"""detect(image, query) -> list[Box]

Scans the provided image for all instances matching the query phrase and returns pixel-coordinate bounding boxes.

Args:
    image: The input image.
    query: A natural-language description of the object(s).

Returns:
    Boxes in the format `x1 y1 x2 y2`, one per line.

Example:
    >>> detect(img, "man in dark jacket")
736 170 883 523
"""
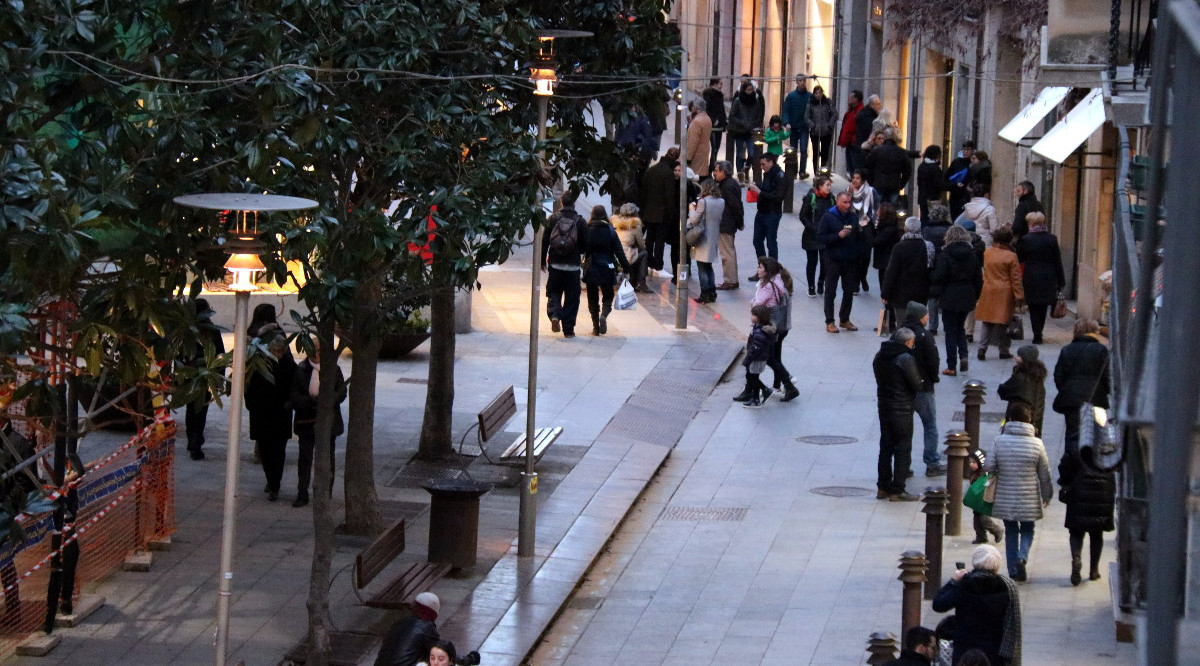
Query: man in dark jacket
747 152 789 265
639 149 679 273
873 328 927 501
1011 180 1044 240
817 191 866 332
1053 318 1110 456
864 136 913 204
902 302 944 477
702 79 726 172
289 344 347 507
374 593 441 666
543 190 590 338
921 203 953 334
182 298 226 460
855 94 882 147
882 218 932 325
944 140 975 219
782 74 813 178
881 626 938 666
712 160 744 289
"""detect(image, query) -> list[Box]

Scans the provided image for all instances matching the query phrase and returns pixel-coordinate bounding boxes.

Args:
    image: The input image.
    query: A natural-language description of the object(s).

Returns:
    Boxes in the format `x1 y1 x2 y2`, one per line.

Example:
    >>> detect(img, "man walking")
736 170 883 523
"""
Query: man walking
543 190 589 338
837 90 864 176
873 327 927 501
1011 180 1044 240
747 152 788 265
702 79 726 172
640 148 679 274
817 191 865 333
901 302 945 477
686 99 713 180
782 74 813 179
712 161 744 289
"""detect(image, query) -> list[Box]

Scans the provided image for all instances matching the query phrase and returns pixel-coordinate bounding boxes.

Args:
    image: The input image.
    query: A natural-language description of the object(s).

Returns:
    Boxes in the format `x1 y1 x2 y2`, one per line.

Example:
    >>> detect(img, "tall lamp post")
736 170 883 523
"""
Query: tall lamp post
520 29 590 558
173 193 317 666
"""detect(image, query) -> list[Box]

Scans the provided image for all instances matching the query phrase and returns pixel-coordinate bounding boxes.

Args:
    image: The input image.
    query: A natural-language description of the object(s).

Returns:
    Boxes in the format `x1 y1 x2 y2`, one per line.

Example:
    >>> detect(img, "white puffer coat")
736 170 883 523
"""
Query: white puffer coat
984 421 1053 521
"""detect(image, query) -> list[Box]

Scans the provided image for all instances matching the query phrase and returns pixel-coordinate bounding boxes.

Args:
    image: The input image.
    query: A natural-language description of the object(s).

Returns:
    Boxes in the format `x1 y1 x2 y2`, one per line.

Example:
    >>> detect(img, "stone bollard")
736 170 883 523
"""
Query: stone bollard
922 487 949 600
962 379 987 460
783 148 798 213
943 431 971 536
866 631 900 665
898 551 928 637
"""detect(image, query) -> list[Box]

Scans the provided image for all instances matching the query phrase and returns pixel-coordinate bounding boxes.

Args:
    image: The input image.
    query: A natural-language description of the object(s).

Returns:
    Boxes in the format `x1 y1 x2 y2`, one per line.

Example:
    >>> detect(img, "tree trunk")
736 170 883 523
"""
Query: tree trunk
305 319 339 666
417 285 456 459
343 285 384 536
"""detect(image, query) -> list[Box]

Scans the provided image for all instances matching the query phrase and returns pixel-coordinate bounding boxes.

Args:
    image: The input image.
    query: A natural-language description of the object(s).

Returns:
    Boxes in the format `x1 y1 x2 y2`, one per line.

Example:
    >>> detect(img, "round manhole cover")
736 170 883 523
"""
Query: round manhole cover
810 486 874 497
796 435 858 445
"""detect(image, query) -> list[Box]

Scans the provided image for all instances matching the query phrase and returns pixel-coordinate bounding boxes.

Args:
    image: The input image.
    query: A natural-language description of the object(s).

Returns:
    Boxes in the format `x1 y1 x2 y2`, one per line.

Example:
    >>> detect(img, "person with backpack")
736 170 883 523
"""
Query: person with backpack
799 176 834 296
543 190 590 338
581 206 631 336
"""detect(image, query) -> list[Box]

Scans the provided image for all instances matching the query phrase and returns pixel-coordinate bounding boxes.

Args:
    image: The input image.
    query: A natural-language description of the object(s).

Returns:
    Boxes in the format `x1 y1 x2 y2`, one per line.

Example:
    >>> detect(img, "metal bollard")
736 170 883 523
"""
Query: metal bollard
866 631 900 665
943 431 971 536
898 551 928 637
962 379 987 459
922 487 949 600
783 148 798 213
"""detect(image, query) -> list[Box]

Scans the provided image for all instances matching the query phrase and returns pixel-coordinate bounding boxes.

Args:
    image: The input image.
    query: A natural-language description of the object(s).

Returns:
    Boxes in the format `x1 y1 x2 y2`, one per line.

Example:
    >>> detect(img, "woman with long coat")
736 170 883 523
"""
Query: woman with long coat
1014 212 1065 345
246 335 296 502
932 544 1021 666
865 204 901 332
975 227 1023 361
931 224 982 376
1057 445 1116 585
996 345 1048 435
985 403 1053 582
582 206 631 336
686 179 725 304
1052 318 1110 456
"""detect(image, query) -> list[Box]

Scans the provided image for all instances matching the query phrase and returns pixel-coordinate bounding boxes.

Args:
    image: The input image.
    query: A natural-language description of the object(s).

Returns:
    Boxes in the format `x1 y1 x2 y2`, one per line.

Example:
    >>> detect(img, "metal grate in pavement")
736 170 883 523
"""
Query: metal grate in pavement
386 463 463 487
601 403 691 447
395 377 429 384
565 596 605 610
796 435 859 445
658 506 748 522
951 410 1006 423
809 486 875 497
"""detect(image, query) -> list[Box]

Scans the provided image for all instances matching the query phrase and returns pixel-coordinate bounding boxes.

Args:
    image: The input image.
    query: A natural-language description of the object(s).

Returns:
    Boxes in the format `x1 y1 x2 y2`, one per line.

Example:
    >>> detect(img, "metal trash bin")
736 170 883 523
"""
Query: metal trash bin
422 478 492 568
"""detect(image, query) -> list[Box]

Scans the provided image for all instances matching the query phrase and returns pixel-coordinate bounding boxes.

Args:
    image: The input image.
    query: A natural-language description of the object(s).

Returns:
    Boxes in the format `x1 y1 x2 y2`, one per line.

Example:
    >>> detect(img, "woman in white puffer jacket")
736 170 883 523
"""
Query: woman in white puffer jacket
984 402 1052 583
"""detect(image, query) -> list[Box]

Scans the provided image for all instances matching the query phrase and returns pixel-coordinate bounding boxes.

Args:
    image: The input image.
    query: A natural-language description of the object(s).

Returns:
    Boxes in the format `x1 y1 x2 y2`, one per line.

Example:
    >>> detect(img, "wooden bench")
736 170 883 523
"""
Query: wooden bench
476 385 562 466
352 518 450 610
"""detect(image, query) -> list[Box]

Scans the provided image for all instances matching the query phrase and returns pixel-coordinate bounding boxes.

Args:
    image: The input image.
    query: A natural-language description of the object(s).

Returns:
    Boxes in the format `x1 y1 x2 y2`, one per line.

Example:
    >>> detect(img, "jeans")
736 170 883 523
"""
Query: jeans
805 249 825 292
1003 520 1036 575
790 128 809 172
877 409 914 495
823 258 857 324
845 145 862 175
768 329 791 387
752 211 782 260
696 261 716 291
733 134 757 173
718 233 739 285
942 309 970 368
297 432 336 497
546 267 582 333
810 134 832 174
927 297 940 333
913 391 940 466
1028 303 1050 342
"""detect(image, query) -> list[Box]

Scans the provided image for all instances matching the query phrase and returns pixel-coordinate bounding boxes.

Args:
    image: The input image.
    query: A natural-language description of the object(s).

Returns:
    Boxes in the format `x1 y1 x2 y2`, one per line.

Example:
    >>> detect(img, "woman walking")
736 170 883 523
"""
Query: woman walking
582 206 631 336
246 335 296 502
686 180 725 303
932 544 1021 666
932 224 982 376
985 403 1053 582
997 345 1048 436
1057 445 1116 585
805 85 836 175
1052 318 1110 457
750 257 799 402
975 227 1023 361
1014 212 1065 344
611 203 651 293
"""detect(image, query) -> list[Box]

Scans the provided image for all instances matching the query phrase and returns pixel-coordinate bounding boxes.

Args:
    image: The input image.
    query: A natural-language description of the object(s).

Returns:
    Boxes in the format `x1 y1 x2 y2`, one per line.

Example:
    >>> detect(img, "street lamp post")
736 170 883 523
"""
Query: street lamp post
173 193 317 666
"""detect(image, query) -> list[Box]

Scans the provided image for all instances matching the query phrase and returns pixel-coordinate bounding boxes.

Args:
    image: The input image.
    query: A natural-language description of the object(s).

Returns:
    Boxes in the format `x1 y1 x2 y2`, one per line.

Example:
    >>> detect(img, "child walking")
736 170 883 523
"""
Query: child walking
968 449 1005 544
735 304 777 408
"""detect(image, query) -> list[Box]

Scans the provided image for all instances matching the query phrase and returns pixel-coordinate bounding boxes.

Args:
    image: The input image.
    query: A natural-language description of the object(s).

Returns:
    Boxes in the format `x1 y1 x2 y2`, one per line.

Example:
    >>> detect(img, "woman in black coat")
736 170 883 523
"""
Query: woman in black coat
1057 445 1116 585
932 544 1019 666
930 224 982 376
997 345 1048 435
865 204 901 331
916 144 945 223
582 206 631 336
1014 212 1065 345
1053 318 1110 456
246 335 296 501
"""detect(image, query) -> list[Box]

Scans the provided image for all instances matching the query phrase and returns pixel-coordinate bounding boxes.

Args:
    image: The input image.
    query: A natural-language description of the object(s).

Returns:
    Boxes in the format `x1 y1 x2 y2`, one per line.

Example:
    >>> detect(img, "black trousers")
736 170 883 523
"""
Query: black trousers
586 283 615 324
810 134 832 174
1028 302 1050 341
823 258 857 324
1069 527 1105 572
805 249 825 291
646 224 669 271
185 398 210 451
546 267 582 333
297 432 336 497
258 437 288 493
877 409 914 495
769 330 792 387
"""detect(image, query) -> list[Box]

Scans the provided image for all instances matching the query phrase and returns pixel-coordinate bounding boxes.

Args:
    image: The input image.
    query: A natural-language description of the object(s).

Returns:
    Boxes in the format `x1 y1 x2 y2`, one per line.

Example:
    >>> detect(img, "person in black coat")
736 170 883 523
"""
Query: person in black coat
882 217 932 327
997 345 1048 435
748 152 789 261
1014 212 1065 344
289 344 347 507
582 206 631 336
932 544 1018 666
881 626 939 666
543 190 590 338
917 145 945 223
374 593 441 666
1053 318 1110 457
931 224 983 375
799 177 834 296
701 79 726 172
1057 445 1116 585
873 328 928 500
713 161 744 289
1011 181 1043 240
181 298 226 460
855 94 881 147
864 136 913 204
944 140 975 220
246 335 296 502
639 149 679 272
921 203 954 335
865 204 902 330
665 164 699 283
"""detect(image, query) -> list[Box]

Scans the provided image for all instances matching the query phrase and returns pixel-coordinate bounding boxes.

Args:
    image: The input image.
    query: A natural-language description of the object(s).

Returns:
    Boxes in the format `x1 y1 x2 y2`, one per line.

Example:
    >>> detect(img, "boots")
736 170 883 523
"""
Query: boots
780 380 800 403
988 519 1005 543
599 305 611 335
1071 556 1083 586
972 514 989 544
732 385 756 402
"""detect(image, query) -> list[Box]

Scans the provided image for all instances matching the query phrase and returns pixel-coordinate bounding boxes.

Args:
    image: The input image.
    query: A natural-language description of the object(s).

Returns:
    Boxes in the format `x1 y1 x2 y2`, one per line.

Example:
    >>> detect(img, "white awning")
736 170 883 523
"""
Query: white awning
998 86 1072 144
1031 88 1107 164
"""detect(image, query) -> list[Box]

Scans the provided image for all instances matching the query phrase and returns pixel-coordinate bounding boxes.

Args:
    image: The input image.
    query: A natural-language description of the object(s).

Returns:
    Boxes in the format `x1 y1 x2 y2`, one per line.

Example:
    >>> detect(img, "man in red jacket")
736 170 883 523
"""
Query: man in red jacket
837 90 864 178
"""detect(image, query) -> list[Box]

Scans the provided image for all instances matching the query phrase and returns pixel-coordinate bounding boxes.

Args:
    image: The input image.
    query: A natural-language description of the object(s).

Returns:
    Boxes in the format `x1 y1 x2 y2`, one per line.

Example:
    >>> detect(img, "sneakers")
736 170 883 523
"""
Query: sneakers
826 323 840 334
760 387 775 402
550 318 561 333
808 288 817 297
742 396 764 408
839 321 858 331
889 492 920 502
925 464 946 477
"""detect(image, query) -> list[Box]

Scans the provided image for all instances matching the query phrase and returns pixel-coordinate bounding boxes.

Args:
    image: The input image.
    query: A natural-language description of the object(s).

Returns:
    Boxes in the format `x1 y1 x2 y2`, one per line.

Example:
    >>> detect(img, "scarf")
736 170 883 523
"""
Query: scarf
999 574 1023 666
851 185 876 221
307 361 320 398
1029 224 1047 234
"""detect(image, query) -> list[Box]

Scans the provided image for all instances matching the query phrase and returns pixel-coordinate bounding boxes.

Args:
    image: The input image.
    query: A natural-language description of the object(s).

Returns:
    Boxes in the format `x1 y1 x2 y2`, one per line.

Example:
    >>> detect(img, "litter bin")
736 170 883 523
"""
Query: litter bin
422 478 493 568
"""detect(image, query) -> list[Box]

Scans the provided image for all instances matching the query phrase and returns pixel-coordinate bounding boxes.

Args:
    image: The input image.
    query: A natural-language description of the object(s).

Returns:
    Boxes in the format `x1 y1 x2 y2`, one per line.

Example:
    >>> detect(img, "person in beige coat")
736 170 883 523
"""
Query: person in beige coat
611 203 650 293
686 99 713 179
975 226 1023 361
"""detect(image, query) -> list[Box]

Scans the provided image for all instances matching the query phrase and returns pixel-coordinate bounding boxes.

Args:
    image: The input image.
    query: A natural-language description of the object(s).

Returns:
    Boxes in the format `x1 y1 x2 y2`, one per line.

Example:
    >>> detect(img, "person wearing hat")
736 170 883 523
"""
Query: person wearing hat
901 301 945 477
997 345 1048 436
967 449 1005 544
375 592 441 666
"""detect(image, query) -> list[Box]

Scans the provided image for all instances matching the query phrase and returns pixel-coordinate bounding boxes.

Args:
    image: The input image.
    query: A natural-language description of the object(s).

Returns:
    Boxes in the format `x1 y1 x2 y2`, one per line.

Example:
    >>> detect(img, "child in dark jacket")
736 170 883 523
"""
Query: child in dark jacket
733 304 777 408
996 344 1048 436
967 449 1005 544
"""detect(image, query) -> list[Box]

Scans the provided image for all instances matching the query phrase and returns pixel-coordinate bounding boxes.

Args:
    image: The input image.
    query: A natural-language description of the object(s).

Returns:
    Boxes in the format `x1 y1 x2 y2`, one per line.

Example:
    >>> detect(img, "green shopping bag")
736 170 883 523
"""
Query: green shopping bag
963 473 995 516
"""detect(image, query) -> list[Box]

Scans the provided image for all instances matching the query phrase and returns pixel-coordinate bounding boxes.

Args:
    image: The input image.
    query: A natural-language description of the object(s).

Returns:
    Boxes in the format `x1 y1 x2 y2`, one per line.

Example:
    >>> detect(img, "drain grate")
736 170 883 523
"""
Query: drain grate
659 506 748 522
952 410 1006 423
565 596 605 611
809 486 874 497
796 435 859 445
387 464 463 487
395 377 429 384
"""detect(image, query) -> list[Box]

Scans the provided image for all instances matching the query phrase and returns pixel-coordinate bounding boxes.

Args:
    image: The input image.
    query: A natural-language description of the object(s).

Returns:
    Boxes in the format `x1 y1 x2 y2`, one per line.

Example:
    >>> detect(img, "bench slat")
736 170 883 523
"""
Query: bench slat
477 385 518 443
354 519 406 589
363 562 452 610
499 426 563 461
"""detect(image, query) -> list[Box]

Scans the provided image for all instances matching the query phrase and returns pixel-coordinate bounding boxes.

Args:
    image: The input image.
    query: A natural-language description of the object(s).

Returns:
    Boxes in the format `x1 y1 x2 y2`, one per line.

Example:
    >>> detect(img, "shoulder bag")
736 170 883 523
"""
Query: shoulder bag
1051 292 1068 319
963 472 996 516
685 202 707 248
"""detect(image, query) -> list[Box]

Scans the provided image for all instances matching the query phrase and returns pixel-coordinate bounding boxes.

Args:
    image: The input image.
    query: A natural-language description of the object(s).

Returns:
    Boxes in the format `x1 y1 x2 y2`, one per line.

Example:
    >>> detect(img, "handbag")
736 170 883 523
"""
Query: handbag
1051 293 1068 319
615 278 637 310
963 473 995 515
768 283 791 331
983 472 998 503
685 222 705 248
1006 314 1025 340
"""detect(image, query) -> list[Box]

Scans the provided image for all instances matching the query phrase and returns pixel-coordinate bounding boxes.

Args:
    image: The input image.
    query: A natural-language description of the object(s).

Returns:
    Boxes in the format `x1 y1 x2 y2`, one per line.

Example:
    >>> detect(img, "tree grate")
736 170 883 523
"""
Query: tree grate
386 465 462 487
952 410 1007 423
658 506 748 522
796 435 859 445
809 486 875 497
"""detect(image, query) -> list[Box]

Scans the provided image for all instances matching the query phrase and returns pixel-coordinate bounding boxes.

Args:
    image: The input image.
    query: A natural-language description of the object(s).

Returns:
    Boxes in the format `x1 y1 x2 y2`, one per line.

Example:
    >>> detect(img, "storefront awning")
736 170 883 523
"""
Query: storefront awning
998 86 1072 144
1031 88 1107 164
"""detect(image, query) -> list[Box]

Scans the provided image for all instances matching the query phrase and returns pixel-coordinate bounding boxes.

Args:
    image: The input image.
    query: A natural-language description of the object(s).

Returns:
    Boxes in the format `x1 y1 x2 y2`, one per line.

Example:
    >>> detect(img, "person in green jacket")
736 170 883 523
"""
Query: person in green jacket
762 115 786 157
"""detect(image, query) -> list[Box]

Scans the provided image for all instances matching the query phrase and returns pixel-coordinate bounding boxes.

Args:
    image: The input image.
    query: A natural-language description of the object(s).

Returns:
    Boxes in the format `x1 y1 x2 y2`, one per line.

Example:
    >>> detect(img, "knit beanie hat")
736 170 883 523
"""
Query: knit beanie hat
971 449 986 468
414 592 441 616
1016 345 1039 363
906 301 929 322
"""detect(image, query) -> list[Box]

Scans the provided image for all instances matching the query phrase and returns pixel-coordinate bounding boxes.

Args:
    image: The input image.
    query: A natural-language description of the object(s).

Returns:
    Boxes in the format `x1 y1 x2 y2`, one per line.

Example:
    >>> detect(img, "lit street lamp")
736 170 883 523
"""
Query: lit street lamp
173 193 317 666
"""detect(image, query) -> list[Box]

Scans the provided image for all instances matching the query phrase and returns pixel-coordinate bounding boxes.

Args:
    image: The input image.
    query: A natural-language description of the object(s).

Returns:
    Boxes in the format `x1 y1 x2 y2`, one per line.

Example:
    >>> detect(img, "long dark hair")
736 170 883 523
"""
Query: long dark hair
757 256 794 294
589 205 609 224
248 303 278 338
429 640 457 664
